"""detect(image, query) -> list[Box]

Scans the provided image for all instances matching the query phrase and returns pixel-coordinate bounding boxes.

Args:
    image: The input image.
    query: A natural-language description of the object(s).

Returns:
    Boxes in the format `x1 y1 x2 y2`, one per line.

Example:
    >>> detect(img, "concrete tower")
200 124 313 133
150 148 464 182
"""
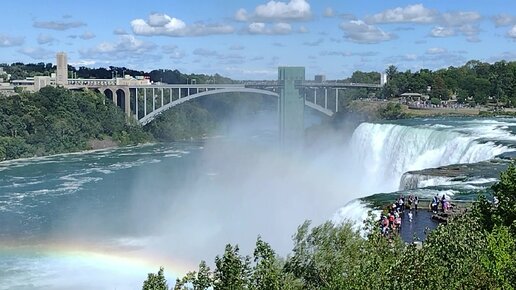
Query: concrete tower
278 67 305 145
56 52 68 86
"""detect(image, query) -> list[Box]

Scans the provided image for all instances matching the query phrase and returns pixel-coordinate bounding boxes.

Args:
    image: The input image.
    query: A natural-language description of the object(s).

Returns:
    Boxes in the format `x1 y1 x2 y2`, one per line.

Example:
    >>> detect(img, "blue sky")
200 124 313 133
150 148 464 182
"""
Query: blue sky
1 0 515 80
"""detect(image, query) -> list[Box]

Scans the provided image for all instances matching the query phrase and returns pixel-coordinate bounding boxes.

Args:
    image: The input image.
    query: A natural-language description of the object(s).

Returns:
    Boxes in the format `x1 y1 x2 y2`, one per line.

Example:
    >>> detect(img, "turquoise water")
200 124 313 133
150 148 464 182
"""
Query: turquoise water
1 116 516 289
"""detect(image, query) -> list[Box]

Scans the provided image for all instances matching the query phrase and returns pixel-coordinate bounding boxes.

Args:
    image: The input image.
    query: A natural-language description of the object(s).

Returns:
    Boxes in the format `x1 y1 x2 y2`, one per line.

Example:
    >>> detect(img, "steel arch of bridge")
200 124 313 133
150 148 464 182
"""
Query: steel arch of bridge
134 86 334 126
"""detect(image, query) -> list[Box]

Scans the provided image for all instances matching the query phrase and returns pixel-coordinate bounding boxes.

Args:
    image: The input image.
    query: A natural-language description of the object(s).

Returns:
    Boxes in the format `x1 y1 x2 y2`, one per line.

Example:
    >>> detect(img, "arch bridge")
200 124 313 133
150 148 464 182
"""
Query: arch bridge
75 67 383 143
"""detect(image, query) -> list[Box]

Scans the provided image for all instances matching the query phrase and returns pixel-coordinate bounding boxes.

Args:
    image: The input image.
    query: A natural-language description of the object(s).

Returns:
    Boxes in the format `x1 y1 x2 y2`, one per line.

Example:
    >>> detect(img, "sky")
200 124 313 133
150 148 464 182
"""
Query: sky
1 0 516 80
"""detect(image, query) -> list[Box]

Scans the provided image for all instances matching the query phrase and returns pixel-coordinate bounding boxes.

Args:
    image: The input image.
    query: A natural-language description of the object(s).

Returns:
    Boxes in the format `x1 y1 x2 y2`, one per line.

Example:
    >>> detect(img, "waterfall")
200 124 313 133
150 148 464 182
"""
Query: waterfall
349 123 509 193
398 173 454 190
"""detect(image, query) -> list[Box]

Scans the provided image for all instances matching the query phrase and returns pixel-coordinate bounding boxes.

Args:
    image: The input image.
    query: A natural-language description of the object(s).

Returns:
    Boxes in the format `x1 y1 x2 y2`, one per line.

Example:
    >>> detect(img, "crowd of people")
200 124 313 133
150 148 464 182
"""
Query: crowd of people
430 194 453 213
379 193 454 237
379 194 419 237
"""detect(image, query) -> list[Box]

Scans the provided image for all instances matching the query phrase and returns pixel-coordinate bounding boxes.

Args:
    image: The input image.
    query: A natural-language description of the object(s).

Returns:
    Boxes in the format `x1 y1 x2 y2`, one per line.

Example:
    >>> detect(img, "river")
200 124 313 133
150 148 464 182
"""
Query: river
1 116 515 289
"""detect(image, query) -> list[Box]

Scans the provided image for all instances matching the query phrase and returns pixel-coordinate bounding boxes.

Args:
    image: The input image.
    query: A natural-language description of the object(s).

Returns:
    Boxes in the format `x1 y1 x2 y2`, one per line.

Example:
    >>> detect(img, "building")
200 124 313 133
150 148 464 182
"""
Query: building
56 52 68 86
115 74 152 86
34 76 53 91
314 74 326 83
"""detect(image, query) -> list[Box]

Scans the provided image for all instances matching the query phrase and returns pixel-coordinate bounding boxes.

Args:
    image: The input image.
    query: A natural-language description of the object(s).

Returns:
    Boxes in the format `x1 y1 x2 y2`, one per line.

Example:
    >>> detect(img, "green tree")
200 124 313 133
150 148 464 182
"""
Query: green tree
142 267 168 290
213 244 251 290
491 163 516 233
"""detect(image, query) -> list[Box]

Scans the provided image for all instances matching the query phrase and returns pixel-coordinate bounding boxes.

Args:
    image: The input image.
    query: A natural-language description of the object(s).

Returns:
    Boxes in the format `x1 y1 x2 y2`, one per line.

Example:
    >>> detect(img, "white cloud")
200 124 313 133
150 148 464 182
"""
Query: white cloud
18 47 54 59
0 34 24 47
248 22 292 34
131 13 234 37
37 34 56 45
324 7 335 18
79 31 96 40
235 9 248 22
273 22 292 33
148 13 176 27
508 25 516 39
340 20 395 44
493 14 516 27
237 0 311 22
256 0 310 20
366 4 437 24
365 5 482 41
81 35 156 59
33 20 86 30
430 26 455 37
248 22 266 34
426 47 447 54
299 26 309 33
439 11 481 41
441 11 481 27
458 24 480 42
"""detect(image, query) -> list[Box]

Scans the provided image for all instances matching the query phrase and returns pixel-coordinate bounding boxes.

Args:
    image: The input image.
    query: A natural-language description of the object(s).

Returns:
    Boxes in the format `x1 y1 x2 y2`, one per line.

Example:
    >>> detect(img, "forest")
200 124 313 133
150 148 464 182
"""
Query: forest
0 86 150 161
342 60 516 107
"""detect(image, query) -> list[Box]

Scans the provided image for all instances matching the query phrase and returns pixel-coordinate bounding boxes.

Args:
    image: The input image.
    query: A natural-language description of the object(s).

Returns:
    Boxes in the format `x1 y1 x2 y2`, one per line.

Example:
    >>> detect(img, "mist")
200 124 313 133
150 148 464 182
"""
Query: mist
124 107 368 265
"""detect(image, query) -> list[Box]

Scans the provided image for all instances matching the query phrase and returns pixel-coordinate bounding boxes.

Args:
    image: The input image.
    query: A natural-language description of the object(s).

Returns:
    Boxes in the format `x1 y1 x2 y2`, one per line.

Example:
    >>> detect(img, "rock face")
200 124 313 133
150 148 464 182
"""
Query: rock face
430 203 468 223
87 138 118 150
399 159 510 190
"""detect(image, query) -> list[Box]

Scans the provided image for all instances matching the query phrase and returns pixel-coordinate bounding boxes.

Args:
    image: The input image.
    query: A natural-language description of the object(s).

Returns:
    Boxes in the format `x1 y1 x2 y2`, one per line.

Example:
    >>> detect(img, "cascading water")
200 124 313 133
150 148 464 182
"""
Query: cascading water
398 173 453 190
348 122 510 193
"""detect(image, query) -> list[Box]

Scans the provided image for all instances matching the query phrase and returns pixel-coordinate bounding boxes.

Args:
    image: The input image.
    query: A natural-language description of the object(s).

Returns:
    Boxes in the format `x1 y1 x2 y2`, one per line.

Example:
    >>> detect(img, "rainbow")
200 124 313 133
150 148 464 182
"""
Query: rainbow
0 241 197 288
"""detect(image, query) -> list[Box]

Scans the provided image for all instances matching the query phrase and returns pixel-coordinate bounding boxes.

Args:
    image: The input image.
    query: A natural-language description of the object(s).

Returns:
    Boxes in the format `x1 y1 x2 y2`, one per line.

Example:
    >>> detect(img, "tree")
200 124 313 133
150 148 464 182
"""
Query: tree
379 103 405 120
491 163 516 233
142 267 168 290
385 65 398 80
430 76 449 100
213 244 251 290
250 237 286 290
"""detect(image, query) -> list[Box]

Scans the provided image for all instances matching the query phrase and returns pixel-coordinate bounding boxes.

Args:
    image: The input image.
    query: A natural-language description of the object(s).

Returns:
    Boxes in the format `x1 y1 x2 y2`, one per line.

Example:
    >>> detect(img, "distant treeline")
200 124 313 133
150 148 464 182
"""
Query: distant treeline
335 60 516 107
0 62 233 84
382 60 516 106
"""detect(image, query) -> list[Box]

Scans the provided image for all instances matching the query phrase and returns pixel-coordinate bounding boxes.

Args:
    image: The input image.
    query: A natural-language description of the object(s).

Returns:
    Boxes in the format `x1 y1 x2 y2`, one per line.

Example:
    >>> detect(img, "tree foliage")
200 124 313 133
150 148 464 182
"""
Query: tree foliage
142 267 168 290
0 87 151 161
380 61 516 107
378 102 405 120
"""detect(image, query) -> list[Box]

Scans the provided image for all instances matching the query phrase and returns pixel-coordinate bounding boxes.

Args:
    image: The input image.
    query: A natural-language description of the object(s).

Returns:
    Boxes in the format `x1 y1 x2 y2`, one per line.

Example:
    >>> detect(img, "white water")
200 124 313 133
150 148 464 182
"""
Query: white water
349 123 510 193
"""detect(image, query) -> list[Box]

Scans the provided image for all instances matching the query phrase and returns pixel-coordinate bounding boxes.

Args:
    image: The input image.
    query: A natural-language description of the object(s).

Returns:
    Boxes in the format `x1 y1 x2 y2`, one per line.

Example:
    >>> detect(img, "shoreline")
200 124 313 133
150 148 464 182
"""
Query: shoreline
0 141 157 167
349 99 516 119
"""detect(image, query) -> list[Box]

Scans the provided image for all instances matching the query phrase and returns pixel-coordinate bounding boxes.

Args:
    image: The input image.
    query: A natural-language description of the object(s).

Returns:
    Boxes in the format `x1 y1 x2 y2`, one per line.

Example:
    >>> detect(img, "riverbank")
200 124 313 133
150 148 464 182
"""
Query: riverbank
348 99 516 119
